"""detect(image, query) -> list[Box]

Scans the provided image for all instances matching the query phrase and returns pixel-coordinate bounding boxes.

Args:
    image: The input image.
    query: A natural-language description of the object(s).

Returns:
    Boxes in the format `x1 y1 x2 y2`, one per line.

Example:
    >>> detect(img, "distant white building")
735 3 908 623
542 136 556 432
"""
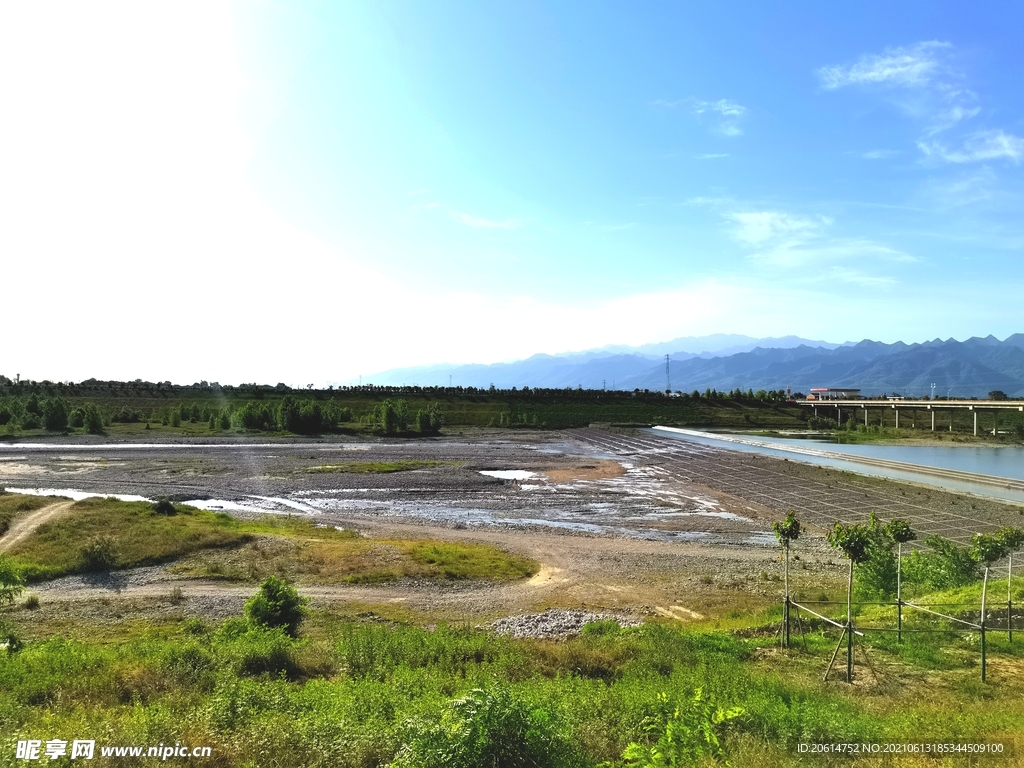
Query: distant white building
806 387 862 401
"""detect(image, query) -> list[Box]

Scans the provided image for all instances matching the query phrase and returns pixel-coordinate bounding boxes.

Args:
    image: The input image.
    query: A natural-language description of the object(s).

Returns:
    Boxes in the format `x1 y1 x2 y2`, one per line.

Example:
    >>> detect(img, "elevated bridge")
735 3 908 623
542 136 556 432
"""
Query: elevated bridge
798 399 1023 436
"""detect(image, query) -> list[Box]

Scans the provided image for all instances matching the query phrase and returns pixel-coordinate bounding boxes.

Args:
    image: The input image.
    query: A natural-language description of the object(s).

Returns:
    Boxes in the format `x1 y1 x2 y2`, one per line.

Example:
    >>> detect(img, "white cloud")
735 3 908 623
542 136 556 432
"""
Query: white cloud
826 268 898 288
694 153 729 160
817 41 951 90
653 97 747 136
927 105 980 134
816 42 1012 164
728 211 818 245
694 99 746 118
862 149 900 160
450 211 520 229
918 130 1024 164
727 210 916 274
921 169 997 208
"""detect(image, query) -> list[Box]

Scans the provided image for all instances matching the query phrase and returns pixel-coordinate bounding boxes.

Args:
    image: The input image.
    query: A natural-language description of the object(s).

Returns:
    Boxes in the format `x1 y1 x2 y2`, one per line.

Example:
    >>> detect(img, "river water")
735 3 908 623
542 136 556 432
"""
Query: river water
649 427 1024 505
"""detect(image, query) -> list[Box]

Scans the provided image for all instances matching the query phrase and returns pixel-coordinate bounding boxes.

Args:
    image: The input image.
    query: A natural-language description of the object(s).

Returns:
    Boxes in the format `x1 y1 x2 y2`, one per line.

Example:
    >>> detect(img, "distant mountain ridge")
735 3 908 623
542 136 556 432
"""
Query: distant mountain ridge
362 334 1024 398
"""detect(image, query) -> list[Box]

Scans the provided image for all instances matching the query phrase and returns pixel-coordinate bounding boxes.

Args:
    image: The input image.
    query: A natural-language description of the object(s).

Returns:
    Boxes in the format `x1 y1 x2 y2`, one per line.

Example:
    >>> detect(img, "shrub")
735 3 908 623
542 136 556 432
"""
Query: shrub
80 535 118 571
622 689 743 768
152 499 177 516
23 594 40 610
0 619 24 655
215 618 303 679
0 555 24 605
391 686 583 768
903 535 980 590
19 413 41 430
244 576 308 637
807 416 839 430
68 408 85 428
235 401 276 431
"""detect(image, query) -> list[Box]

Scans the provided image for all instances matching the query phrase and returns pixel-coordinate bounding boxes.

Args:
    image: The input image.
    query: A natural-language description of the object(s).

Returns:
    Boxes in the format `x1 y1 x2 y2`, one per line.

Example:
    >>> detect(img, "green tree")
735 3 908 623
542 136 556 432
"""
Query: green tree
772 510 801 545
83 404 105 434
417 403 444 434
972 532 1009 567
377 398 409 435
244 576 308 637
42 397 70 431
997 526 1024 553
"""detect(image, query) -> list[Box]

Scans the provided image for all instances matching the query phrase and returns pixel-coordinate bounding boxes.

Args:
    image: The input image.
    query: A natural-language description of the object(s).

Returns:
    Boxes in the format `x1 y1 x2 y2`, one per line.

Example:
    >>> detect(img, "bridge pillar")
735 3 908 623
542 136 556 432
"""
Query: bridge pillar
974 409 978 436
864 407 868 426
994 411 998 436
895 408 899 429
931 409 935 431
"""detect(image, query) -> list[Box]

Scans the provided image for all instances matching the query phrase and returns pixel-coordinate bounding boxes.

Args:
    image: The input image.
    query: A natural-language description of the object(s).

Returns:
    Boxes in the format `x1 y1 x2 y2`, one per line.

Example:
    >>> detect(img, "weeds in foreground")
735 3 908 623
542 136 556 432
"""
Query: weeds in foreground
2 608 1018 767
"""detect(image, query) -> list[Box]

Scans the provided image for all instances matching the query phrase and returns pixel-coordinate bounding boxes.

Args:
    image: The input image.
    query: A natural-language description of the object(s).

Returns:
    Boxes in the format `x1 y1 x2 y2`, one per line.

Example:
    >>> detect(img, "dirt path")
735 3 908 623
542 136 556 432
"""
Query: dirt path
0 500 74 553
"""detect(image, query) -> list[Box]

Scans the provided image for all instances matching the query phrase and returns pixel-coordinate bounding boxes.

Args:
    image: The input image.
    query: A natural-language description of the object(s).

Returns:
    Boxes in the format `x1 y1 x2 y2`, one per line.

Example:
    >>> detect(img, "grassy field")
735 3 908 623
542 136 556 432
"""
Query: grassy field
1 497 538 585
1 599 1022 767
2 494 1024 764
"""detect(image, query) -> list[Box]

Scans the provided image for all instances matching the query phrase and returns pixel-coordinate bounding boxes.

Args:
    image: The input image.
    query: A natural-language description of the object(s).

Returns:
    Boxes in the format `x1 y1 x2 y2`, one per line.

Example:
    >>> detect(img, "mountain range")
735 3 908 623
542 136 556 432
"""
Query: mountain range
362 334 1024 398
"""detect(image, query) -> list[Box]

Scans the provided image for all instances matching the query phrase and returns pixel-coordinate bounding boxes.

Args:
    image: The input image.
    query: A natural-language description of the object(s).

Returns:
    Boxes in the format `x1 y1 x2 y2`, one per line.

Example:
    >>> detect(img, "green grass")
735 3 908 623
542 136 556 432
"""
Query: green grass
1 607 1022 767
306 460 452 474
1 494 537 586
402 540 539 580
0 494 53 536
170 528 539 585
5 497 253 581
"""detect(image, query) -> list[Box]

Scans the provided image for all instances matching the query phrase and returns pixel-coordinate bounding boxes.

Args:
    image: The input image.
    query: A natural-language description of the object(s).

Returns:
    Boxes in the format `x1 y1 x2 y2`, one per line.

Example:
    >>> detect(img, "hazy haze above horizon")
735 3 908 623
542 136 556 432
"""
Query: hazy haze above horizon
3 2 1024 385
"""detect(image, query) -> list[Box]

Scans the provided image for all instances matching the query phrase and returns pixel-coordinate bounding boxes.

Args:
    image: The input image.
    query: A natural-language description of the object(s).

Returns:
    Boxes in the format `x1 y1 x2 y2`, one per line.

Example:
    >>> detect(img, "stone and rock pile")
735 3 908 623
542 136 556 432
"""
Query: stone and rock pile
489 608 642 639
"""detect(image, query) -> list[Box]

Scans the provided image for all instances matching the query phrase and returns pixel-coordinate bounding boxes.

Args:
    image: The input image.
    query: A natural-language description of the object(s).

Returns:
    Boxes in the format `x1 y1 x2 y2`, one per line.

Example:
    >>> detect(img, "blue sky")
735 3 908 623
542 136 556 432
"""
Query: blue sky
3 2 1024 384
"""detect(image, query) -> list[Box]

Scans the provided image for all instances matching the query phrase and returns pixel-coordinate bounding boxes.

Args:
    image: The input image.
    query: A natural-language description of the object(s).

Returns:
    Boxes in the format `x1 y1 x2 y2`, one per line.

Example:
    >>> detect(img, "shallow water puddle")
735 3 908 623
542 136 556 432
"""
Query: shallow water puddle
479 470 537 481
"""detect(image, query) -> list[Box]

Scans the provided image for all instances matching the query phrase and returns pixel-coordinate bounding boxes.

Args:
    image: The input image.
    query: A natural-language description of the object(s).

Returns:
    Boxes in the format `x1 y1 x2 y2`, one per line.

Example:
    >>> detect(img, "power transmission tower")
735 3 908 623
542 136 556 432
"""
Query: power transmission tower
665 354 671 394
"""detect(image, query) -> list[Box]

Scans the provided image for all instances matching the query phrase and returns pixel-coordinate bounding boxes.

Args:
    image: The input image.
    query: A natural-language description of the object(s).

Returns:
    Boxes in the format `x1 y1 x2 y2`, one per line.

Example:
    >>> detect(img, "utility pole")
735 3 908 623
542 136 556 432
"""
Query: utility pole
931 382 936 400
665 354 671 394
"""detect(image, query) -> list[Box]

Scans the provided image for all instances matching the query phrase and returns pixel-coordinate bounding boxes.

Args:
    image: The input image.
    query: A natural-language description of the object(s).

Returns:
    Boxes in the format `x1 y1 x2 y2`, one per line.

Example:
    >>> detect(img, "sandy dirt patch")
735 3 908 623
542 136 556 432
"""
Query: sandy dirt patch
0 500 75 553
541 459 626 483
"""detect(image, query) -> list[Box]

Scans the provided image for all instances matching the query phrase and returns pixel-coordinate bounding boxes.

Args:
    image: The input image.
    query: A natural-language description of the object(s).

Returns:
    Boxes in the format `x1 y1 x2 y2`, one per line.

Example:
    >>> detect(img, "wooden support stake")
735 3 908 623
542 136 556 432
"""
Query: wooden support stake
981 567 989 682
